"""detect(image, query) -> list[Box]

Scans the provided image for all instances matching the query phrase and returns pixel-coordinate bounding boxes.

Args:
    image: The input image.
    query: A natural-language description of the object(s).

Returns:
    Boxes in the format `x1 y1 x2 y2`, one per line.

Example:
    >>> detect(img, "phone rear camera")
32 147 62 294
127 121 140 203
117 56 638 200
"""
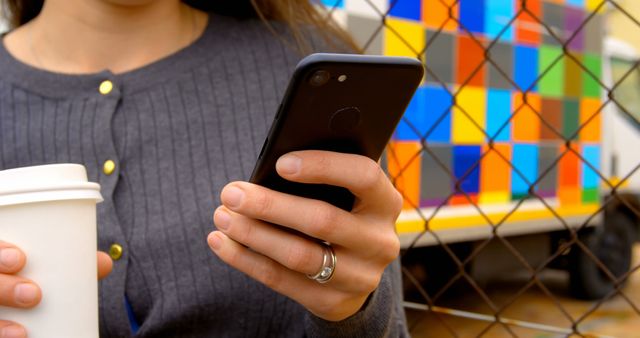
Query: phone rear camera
309 70 331 87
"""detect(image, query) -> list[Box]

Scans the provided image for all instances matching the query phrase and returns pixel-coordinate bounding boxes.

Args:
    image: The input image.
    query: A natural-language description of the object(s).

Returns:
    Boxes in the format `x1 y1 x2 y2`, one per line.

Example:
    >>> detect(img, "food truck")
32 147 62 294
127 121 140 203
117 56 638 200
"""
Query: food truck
325 0 640 299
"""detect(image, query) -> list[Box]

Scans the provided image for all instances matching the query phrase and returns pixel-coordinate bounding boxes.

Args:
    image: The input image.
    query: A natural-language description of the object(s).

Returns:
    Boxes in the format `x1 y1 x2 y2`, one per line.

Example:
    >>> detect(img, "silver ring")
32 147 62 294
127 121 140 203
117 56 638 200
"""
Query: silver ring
306 242 337 284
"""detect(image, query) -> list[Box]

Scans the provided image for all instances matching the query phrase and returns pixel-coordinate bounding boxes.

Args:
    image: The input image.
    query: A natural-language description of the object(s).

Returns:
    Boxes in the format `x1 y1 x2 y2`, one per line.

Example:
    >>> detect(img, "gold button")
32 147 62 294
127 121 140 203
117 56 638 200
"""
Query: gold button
99 80 113 95
103 160 116 175
109 244 123 261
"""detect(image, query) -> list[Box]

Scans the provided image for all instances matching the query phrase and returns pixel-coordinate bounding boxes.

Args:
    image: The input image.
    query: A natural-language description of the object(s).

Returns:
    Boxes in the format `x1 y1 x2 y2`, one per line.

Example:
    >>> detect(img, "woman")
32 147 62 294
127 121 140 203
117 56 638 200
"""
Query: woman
0 0 408 336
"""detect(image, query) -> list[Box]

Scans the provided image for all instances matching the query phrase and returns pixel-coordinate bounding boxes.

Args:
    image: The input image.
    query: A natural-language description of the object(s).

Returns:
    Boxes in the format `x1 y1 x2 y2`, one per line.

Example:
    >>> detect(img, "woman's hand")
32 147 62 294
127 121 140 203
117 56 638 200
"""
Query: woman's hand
208 150 402 321
0 241 113 338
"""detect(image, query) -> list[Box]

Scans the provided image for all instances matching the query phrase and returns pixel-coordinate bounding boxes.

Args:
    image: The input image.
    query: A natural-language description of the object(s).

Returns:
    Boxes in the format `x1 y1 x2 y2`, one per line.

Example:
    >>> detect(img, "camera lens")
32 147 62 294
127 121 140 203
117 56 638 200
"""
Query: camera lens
309 70 330 87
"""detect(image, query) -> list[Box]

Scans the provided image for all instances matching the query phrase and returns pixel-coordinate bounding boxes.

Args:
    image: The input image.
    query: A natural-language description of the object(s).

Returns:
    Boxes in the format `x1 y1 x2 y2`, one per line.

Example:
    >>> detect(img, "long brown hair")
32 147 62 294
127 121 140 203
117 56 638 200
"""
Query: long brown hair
1 0 360 54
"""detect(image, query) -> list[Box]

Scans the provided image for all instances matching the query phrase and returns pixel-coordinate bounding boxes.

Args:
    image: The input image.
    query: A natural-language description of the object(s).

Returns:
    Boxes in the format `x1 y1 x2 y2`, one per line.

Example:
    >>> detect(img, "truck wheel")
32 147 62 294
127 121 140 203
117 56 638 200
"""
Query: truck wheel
402 243 472 302
569 212 636 300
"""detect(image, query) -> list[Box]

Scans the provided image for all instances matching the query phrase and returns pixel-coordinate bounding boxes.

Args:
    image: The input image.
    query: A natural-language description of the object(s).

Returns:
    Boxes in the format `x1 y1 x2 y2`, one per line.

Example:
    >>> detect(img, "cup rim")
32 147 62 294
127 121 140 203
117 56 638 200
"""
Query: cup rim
0 164 103 206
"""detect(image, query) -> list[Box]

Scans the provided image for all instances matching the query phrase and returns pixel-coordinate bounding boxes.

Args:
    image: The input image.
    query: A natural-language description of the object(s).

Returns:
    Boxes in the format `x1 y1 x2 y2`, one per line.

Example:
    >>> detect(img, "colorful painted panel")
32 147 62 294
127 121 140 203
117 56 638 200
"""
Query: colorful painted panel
323 0 604 210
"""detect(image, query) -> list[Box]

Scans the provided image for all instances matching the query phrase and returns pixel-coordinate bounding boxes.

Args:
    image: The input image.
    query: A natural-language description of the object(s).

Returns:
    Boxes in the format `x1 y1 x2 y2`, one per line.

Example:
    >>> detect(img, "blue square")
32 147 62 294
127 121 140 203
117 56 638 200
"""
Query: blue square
511 144 539 195
582 145 601 188
424 86 452 142
454 145 482 194
485 0 515 41
394 86 426 141
486 89 512 141
515 45 539 91
388 0 421 21
566 0 585 8
460 0 486 34
321 0 344 8
394 85 452 141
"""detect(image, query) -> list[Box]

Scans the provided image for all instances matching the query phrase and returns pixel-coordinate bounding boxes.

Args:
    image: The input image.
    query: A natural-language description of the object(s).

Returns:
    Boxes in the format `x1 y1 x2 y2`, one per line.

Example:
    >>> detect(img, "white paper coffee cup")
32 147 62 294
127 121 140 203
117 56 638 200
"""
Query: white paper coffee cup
0 164 103 338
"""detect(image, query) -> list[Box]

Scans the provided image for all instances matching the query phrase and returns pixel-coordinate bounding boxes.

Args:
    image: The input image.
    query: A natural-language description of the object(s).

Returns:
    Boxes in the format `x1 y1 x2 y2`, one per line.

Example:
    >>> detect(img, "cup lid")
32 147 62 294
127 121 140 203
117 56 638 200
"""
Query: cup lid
0 164 102 207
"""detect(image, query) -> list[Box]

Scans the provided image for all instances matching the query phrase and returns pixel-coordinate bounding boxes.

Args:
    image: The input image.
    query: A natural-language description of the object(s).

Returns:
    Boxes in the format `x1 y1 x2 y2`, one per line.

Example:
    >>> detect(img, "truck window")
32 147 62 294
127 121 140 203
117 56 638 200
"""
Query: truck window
611 57 640 129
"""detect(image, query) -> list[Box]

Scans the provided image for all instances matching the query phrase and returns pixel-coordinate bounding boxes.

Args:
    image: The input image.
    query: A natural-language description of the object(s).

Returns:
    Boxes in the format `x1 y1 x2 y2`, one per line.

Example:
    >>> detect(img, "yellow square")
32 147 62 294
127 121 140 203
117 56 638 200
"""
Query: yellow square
479 191 510 204
586 0 606 13
383 18 426 60
452 86 486 144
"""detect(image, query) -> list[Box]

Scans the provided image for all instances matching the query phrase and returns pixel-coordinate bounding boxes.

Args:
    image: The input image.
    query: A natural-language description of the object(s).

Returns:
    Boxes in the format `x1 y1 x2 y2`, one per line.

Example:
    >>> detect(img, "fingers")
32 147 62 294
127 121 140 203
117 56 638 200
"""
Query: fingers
2 243 112 281
213 150 403 321
275 151 403 218
0 273 41 309
208 231 313 294
213 207 389 293
0 321 26 338
0 242 26 274
97 252 113 280
0 241 41 309
214 207 323 275
220 183 373 249
207 231 370 321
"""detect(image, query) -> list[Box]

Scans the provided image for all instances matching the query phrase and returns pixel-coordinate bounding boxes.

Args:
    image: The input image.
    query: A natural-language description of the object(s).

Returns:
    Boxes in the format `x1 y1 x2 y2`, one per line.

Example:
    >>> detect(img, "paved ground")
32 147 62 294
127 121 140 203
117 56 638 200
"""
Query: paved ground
406 245 640 337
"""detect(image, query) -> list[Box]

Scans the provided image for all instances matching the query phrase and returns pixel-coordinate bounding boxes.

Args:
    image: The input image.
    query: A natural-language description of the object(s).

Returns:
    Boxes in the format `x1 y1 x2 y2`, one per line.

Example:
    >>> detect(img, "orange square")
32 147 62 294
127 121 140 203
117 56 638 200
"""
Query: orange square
480 143 512 193
386 141 422 210
513 92 541 142
579 98 602 142
559 187 581 205
456 35 486 87
558 144 582 205
559 144 580 188
450 194 478 205
516 0 542 45
422 0 458 31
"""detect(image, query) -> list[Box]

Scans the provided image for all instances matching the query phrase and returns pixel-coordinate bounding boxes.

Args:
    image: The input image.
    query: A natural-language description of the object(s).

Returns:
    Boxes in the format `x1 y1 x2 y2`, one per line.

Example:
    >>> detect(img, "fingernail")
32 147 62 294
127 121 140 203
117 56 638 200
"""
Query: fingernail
14 283 39 305
277 154 301 175
215 209 231 230
0 248 20 269
0 325 26 338
222 186 244 209
208 232 222 250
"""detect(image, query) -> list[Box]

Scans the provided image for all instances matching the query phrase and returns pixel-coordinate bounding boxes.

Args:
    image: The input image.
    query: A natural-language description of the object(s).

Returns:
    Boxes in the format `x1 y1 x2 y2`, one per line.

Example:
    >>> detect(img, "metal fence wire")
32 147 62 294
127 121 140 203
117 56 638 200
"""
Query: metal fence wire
319 0 640 337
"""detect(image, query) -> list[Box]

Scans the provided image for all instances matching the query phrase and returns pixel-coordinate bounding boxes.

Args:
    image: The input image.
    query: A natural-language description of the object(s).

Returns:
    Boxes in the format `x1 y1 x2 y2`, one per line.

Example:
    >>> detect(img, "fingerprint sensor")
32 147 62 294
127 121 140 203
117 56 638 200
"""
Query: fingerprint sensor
329 107 361 134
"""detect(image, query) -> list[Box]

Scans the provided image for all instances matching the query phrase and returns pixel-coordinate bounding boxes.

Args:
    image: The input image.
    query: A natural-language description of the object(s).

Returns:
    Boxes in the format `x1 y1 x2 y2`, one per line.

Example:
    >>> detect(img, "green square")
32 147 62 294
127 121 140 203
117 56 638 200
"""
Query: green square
539 45 565 97
512 193 530 201
582 188 598 203
563 100 580 140
583 54 602 98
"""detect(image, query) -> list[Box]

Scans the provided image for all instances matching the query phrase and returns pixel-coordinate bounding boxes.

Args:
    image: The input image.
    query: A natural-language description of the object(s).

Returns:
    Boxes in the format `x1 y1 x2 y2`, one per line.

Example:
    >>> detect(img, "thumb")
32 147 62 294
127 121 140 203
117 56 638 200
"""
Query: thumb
97 252 113 280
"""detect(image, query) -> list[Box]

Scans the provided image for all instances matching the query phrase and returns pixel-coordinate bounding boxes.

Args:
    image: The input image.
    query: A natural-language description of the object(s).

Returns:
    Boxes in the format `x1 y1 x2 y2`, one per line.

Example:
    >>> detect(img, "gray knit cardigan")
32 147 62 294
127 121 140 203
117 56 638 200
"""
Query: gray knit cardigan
0 13 408 337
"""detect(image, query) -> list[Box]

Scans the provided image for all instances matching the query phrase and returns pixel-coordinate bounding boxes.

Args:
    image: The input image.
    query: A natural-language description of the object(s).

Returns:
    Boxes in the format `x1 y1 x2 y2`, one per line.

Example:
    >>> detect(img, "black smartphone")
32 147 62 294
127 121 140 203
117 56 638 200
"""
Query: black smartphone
249 53 423 211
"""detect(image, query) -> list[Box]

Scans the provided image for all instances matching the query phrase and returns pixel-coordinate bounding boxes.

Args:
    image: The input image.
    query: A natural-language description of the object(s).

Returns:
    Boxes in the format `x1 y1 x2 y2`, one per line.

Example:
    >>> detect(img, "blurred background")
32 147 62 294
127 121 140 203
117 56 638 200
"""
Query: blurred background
2 0 638 336
317 0 640 337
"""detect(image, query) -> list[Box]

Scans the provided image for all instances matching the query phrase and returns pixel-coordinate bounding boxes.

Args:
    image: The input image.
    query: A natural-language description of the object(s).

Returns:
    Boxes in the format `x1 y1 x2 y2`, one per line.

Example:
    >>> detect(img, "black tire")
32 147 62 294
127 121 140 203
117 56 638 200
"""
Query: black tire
569 212 636 300
401 243 473 302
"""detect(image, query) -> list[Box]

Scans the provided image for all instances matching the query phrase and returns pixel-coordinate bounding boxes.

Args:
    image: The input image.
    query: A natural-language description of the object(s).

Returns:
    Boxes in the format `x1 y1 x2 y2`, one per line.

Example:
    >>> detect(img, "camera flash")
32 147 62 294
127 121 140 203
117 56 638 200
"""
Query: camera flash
338 74 347 82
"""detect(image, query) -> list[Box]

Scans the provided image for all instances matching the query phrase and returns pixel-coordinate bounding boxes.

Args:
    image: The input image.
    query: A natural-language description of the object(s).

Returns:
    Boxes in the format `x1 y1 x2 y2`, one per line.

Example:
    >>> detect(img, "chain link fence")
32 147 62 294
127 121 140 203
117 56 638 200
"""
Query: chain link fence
320 0 640 336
